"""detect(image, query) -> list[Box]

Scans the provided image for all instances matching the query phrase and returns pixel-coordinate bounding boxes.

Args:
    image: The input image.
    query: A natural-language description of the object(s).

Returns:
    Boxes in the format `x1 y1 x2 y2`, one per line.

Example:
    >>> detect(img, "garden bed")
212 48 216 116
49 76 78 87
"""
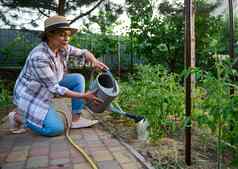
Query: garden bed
93 111 234 169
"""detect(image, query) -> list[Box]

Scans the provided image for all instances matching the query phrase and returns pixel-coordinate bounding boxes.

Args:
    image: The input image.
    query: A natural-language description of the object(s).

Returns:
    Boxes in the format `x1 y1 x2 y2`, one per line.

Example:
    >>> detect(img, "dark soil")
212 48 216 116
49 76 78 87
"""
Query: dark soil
93 111 236 169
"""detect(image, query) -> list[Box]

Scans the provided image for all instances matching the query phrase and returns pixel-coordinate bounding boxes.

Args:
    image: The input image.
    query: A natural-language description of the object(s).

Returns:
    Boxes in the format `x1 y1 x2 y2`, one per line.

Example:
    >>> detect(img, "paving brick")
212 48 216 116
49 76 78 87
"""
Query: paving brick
50 139 67 145
12 145 30 152
70 134 83 140
0 135 17 144
112 151 135 164
1 161 25 169
87 142 105 149
6 151 28 162
91 150 114 162
87 143 106 148
108 146 127 152
88 145 107 152
73 162 92 169
86 139 102 145
14 134 33 144
51 143 69 152
83 135 99 141
26 156 48 168
0 152 7 163
103 139 121 147
71 155 86 164
14 138 32 146
69 130 83 136
121 162 142 169
32 136 50 143
0 145 12 153
98 160 122 169
49 151 70 160
51 135 65 140
32 142 50 149
99 135 112 141
97 133 112 140
48 163 72 169
49 158 70 166
30 147 49 157
71 149 84 157
73 139 88 147
70 149 86 163
82 128 96 133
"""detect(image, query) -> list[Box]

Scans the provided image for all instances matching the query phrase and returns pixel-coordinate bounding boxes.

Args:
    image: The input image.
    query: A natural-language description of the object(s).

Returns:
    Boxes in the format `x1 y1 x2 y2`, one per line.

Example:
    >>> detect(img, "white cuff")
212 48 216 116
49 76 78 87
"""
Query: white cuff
49 84 68 96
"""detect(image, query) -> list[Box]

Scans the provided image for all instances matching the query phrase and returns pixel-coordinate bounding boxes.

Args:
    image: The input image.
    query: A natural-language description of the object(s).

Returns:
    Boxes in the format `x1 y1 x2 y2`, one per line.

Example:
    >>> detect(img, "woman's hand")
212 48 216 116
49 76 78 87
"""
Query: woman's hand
84 51 108 71
64 89 103 105
83 90 103 105
94 60 108 71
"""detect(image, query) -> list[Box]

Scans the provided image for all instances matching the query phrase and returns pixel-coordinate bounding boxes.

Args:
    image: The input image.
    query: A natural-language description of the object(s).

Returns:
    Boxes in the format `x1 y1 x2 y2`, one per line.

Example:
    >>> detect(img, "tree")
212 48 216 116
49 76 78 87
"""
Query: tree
127 0 227 73
88 2 123 34
0 0 117 28
127 0 185 72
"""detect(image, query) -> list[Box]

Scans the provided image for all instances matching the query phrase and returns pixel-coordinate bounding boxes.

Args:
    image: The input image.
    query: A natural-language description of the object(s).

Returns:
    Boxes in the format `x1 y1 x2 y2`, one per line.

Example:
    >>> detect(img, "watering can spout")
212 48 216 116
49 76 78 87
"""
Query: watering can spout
108 103 145 123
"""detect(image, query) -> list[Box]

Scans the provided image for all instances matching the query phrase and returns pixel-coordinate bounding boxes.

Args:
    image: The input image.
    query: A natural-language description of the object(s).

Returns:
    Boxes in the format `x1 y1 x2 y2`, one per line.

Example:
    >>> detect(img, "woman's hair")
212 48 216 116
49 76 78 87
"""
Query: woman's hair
41 33 48 42
41 31 55 42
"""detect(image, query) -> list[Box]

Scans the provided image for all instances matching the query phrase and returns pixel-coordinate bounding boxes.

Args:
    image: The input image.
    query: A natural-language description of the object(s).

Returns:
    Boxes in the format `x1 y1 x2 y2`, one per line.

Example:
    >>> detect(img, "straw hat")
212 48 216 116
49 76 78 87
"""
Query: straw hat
41 16 78 39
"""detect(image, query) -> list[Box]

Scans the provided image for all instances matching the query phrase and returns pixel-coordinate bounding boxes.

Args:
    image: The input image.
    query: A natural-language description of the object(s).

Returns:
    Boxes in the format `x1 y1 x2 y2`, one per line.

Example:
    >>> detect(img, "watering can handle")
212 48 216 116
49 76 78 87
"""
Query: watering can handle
89 68 117 91
89 68 111 84
89 69 96 86
104 69 117 92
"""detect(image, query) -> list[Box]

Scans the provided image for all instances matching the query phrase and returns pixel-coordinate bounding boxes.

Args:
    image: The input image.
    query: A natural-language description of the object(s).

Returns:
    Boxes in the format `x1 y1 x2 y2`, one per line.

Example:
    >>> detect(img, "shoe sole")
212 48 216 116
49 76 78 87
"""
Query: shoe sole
71 120 98 129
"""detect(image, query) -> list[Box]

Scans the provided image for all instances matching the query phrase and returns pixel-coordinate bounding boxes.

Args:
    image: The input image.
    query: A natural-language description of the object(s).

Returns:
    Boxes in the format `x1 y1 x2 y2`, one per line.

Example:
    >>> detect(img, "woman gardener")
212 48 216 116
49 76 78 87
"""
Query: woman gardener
9 15 108 136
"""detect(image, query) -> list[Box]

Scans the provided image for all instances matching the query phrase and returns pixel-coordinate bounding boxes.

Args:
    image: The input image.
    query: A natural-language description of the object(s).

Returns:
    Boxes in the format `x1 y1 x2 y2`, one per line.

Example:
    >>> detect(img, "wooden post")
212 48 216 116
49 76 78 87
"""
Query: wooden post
117 37 121 78
229 0 235 95
184 0 195 165
130 36 133 73
229 0 234 60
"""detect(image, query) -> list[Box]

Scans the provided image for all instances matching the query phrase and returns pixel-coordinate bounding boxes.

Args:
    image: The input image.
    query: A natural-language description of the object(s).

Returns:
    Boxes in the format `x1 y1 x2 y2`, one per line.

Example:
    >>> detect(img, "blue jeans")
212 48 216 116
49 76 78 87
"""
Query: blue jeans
27 73 85 136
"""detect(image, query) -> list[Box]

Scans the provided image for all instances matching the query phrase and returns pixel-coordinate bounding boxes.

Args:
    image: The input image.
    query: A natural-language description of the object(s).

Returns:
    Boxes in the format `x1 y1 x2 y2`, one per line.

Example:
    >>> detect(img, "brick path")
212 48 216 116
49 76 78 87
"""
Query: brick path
0 98 145 169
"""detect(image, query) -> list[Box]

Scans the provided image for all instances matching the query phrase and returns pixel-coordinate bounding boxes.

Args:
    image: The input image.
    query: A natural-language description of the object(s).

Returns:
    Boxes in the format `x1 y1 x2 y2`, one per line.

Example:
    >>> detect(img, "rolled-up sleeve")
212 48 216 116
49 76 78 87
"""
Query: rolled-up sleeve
31 58 68 96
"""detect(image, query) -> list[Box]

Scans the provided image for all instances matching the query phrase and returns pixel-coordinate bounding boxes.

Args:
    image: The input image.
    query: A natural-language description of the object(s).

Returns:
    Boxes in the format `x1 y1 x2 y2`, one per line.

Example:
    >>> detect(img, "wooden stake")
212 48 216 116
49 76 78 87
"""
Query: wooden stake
184 0 195 165
229 0 235 95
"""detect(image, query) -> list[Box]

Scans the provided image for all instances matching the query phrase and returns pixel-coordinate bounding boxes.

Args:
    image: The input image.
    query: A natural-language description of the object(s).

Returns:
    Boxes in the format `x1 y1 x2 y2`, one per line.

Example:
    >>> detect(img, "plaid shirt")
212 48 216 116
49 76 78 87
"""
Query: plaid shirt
13 42 86 128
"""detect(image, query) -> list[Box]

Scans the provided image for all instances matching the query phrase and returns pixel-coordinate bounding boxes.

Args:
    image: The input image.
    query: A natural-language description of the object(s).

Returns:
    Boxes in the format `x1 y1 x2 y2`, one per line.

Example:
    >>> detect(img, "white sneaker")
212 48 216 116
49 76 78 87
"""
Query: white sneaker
71 117 98 129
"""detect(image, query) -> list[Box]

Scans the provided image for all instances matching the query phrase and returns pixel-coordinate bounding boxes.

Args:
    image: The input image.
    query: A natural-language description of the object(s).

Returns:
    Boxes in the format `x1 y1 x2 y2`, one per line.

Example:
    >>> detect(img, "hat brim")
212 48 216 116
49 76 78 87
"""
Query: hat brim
56 27 78 35
40 27 78 39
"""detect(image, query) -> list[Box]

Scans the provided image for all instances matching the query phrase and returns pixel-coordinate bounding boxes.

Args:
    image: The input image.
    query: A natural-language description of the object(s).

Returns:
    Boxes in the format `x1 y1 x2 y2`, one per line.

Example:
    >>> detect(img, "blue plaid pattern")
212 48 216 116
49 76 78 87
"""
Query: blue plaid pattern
13 42 86 128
